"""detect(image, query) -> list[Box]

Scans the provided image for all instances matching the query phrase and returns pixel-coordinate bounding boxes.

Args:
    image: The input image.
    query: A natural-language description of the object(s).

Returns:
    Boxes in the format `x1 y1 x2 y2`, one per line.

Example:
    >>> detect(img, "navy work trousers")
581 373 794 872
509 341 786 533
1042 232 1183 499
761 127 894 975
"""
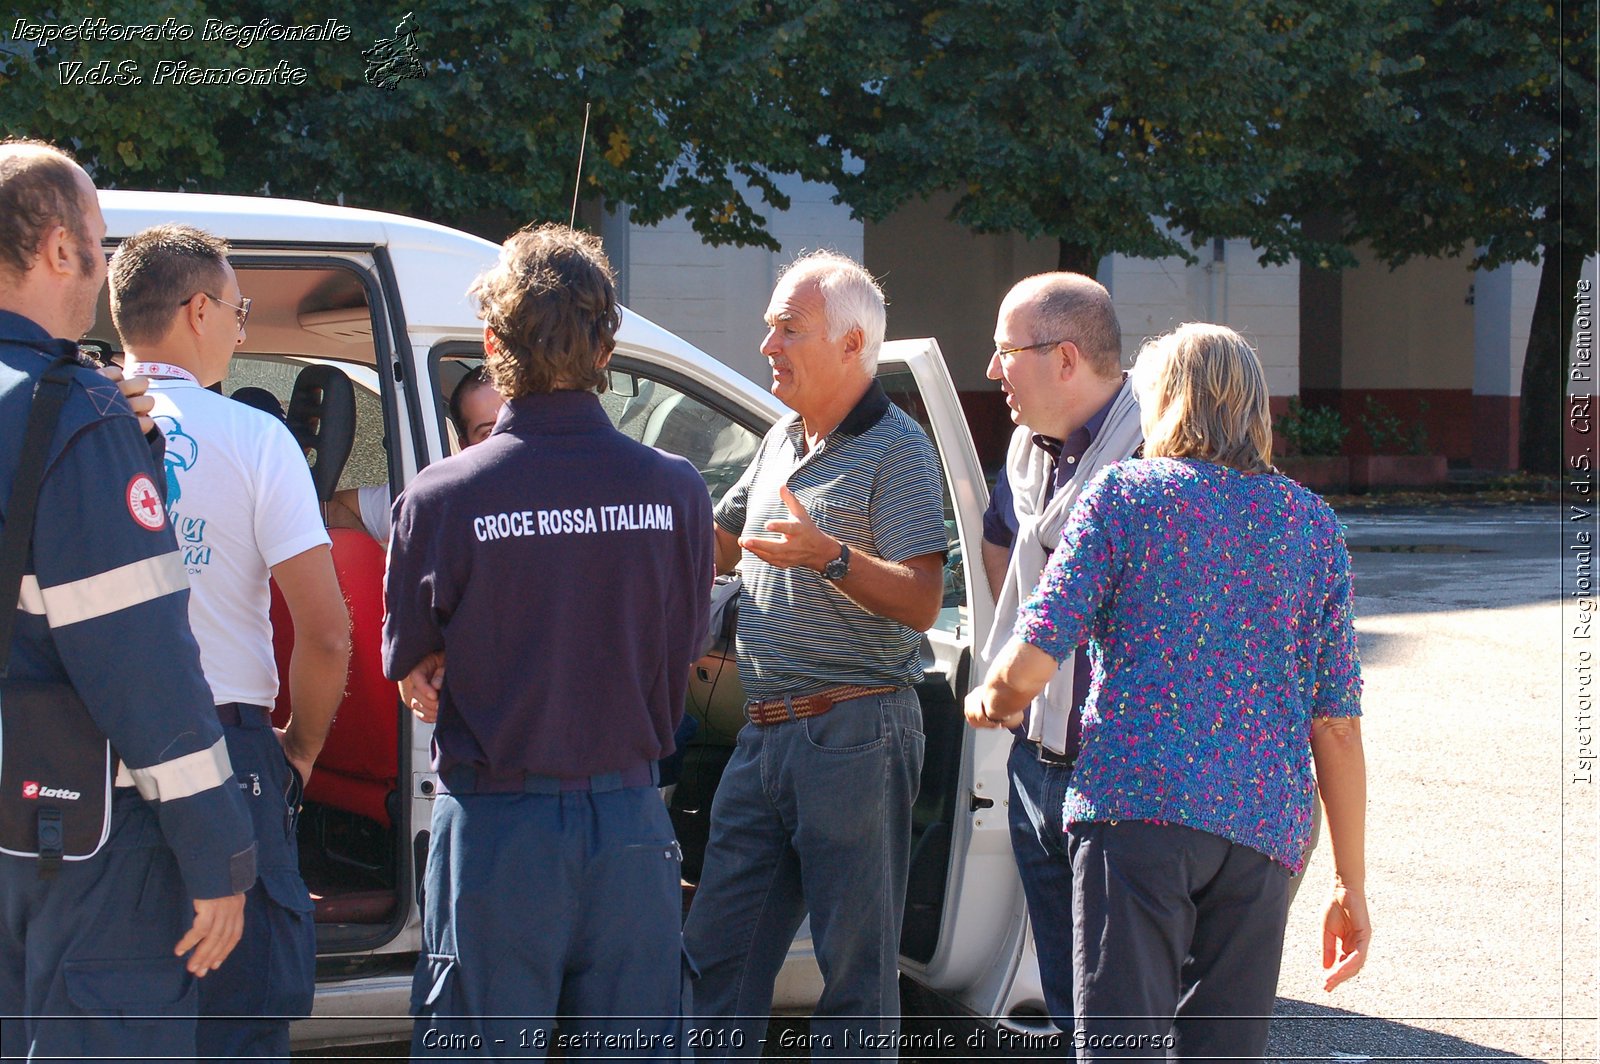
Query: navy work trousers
410 778 687 1061
1069 821 1292 1063
0 790 200 1063
197 709 316 1063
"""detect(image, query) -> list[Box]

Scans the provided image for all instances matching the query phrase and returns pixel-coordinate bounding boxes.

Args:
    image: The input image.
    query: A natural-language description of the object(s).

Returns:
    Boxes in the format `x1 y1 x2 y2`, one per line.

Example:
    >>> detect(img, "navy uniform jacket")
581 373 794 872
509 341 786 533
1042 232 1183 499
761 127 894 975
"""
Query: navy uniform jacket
0 310 255 899
383 389 714 779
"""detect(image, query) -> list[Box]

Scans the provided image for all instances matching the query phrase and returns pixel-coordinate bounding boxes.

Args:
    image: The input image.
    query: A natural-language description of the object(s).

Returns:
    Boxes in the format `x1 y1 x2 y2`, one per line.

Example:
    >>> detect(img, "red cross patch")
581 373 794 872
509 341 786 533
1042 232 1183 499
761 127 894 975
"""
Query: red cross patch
126 474 166 531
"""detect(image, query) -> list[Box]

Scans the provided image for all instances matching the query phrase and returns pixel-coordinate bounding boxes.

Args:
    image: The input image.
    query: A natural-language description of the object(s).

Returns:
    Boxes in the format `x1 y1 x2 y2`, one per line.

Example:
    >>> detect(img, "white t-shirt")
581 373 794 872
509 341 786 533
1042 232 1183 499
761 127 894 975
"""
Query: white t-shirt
357 483 392 544
146 376 331 707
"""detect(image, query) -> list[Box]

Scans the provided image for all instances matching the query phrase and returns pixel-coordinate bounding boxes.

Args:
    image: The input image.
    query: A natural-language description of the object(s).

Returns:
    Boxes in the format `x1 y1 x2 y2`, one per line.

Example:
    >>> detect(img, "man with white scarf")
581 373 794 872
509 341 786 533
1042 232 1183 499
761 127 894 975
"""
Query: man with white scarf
964 272 1141 1031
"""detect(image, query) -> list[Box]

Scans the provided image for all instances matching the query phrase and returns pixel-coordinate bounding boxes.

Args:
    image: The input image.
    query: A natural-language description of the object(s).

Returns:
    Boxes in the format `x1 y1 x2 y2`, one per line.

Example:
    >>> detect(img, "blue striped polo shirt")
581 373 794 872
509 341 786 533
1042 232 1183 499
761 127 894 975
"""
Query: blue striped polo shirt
715 381 948 700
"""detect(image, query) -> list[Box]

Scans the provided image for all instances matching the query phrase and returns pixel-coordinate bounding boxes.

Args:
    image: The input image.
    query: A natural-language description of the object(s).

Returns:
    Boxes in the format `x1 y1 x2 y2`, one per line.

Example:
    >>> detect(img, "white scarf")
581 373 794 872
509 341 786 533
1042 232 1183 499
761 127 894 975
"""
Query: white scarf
980 378 1143 754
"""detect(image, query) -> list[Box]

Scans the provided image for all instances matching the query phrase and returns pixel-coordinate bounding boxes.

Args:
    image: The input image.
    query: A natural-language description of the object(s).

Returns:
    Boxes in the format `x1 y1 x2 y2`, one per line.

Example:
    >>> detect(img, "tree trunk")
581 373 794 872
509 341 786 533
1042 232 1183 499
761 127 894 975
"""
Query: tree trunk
1057 240 1100 279
1518 239 1590 474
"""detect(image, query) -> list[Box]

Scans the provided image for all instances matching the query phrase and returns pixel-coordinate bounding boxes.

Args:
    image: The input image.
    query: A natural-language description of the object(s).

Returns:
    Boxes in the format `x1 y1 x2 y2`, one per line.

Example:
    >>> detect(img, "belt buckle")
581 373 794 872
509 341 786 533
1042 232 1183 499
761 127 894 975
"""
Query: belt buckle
1037 744 1073 767
745 695 782 727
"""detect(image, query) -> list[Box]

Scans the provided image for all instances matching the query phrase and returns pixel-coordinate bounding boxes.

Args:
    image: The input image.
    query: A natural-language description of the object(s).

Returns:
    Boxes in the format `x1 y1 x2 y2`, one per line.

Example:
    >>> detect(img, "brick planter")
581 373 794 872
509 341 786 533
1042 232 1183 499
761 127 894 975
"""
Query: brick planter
1349 454 1448 491
1275 456 1351 494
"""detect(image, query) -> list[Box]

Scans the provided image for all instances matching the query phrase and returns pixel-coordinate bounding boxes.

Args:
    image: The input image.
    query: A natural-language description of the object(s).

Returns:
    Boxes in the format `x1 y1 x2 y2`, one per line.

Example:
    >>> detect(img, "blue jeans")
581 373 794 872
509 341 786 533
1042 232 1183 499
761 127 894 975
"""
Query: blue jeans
1006 735 1074 1031
683 688 924 1060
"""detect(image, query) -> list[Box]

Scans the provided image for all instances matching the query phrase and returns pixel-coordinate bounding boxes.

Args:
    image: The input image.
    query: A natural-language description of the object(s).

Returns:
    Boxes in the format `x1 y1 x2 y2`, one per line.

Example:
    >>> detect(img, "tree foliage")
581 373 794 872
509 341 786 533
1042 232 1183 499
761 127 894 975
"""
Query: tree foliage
5 2 1590 472
1304 0 1597 474
776 0 1409 274
0 0 834 247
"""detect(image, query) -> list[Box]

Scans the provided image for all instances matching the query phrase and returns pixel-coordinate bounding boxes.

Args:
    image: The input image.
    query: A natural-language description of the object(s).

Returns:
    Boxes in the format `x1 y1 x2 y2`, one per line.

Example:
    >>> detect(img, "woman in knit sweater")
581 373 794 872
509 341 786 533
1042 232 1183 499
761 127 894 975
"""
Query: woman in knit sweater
975 322 1370 1061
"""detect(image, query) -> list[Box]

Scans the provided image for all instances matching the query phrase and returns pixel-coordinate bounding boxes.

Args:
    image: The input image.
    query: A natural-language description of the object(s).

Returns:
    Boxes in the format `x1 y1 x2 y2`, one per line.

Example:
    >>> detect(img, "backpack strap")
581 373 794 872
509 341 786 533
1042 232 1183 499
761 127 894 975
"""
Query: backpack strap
0 356 76 680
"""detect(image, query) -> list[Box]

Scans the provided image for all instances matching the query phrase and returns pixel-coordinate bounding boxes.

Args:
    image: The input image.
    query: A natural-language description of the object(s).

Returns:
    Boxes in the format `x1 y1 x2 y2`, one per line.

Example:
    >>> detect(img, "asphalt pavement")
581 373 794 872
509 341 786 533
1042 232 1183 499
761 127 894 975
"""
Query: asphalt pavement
1264 503 1596 1064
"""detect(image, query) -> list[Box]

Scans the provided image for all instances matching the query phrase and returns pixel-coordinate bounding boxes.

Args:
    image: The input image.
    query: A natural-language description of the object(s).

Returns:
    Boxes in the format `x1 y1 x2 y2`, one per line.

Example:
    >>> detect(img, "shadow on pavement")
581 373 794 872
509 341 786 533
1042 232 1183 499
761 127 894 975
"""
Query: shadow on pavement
1268 999 1544 1062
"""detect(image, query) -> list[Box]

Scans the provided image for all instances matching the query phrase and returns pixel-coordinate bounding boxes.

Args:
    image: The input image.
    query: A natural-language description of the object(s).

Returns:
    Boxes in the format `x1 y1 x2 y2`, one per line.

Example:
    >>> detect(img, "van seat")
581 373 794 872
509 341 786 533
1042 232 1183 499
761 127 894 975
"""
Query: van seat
270 527 397 827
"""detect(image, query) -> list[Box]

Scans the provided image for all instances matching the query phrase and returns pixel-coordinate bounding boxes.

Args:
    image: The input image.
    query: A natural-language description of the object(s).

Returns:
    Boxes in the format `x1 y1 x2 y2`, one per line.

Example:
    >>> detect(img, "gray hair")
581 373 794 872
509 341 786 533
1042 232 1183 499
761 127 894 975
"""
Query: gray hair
777 250 887 373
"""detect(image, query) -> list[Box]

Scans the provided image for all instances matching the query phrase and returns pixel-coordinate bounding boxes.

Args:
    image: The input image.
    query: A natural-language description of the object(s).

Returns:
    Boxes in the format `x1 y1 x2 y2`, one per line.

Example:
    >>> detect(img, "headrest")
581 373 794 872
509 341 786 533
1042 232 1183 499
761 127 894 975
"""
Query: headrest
231 386 287 422
285 365 356 503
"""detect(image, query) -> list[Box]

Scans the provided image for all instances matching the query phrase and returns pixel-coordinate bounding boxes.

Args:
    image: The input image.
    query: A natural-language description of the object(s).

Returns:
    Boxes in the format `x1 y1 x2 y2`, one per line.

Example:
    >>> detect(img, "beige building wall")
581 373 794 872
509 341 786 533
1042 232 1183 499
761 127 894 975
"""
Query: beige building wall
1104 239 1300 397
864 193 1057 393
601 174 863 387
1339 247 1476 390
868 203 1302 397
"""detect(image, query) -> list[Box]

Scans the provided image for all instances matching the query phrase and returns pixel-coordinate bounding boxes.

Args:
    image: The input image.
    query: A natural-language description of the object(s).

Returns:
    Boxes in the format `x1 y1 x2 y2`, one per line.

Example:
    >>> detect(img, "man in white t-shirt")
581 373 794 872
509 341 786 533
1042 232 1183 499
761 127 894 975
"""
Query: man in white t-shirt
109 225 351 1064
325 366 504 543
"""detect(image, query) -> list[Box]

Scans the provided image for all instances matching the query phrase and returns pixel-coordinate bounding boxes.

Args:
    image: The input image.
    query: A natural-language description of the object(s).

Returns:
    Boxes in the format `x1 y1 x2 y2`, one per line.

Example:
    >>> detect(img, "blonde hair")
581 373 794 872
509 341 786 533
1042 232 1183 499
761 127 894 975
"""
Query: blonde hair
1131 323 1273 473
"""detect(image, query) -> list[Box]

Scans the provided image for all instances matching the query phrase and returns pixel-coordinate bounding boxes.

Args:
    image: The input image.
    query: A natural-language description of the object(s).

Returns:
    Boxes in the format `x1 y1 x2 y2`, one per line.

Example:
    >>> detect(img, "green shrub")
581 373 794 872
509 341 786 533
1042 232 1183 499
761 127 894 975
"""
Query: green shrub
1275 399 1347 457
1359 396 1431 454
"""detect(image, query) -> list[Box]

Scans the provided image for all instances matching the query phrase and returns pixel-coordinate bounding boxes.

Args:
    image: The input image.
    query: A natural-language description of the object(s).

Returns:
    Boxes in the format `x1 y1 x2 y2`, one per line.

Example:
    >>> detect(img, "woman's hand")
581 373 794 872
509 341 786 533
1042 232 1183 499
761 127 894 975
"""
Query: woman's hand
1310 716 1367 991
963 687 1024 730
1321 879 1371 991
965 637 1059 731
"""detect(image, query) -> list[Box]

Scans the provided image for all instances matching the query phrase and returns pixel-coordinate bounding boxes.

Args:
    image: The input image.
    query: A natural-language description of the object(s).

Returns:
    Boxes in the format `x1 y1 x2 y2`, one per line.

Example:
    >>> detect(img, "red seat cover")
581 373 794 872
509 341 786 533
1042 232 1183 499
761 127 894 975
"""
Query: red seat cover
270 527 396 827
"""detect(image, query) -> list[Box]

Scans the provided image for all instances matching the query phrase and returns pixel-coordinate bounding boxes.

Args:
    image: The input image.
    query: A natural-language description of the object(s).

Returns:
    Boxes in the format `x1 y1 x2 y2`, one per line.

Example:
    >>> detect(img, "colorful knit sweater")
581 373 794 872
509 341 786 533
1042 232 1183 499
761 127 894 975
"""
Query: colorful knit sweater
1015 457 1362 872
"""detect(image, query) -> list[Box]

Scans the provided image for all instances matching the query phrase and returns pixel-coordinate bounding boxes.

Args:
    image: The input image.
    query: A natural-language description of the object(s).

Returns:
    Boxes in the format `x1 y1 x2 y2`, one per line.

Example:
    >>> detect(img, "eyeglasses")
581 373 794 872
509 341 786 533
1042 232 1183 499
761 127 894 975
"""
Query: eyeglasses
992 338 1068 360
180 292 252 328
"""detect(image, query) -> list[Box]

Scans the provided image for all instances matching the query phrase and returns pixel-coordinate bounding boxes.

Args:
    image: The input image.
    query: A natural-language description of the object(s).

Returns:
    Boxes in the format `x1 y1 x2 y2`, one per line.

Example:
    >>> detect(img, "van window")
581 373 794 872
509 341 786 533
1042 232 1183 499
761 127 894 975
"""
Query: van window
601 370 761 503
222 357 385 492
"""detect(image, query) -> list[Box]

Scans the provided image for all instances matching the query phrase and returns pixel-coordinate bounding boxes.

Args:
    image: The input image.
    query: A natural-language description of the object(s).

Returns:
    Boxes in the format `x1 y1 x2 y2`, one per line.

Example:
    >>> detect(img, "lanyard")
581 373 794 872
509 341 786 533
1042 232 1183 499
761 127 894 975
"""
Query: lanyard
126 361 199 384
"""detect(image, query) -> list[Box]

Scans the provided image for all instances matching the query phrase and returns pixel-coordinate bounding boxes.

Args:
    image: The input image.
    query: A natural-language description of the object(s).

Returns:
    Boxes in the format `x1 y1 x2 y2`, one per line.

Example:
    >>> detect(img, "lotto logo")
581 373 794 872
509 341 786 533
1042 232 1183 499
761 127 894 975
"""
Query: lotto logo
20 781 79 801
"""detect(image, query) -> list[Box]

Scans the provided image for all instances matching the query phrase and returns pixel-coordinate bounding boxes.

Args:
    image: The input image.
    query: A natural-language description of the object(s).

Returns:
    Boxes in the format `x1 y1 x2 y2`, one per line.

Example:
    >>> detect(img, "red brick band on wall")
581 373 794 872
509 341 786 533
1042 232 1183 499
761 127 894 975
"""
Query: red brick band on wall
956 387 1600 476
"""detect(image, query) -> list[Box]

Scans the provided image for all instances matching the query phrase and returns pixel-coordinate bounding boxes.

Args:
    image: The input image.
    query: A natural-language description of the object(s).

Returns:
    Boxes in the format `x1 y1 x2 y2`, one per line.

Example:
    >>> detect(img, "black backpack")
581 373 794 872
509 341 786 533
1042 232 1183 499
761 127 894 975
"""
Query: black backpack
0 357 113 873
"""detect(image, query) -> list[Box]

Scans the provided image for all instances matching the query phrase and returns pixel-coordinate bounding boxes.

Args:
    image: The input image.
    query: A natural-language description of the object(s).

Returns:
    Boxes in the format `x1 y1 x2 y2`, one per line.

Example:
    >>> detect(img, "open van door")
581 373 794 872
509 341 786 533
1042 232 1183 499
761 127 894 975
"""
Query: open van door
875 340 1046 1029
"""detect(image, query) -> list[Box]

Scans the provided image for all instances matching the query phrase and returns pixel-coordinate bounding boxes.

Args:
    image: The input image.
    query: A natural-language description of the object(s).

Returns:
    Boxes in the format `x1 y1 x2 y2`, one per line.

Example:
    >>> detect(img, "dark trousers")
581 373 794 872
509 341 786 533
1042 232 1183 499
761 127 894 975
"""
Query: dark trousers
1006 735 1075 1030
197 711 315 1064
1069 821 1292 1063
411 783 688 1061
0 791 199 1063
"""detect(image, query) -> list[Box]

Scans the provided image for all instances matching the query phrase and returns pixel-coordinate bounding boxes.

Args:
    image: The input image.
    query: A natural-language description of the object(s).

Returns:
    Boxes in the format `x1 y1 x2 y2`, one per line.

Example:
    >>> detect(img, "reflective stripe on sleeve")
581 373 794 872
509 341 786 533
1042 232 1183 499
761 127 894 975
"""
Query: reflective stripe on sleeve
123 736 234 803
15 551 188 626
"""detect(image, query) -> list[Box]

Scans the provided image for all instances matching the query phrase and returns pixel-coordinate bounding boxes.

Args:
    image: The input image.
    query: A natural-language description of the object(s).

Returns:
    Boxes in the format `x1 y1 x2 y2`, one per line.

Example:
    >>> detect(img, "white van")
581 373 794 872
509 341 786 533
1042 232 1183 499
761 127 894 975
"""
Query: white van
91 191 1063 1050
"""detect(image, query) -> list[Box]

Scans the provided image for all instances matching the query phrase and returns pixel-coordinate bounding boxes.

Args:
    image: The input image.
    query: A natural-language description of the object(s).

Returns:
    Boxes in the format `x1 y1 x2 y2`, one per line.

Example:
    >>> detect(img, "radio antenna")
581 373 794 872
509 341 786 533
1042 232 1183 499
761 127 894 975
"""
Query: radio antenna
570 102 592 228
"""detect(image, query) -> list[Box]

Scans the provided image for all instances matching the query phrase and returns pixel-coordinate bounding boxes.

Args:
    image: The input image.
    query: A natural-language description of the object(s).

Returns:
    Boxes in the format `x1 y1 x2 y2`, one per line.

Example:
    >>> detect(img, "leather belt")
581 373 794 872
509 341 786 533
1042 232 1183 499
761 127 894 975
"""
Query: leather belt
216 702 272 728
1016 733 1074 768
745 684 899 727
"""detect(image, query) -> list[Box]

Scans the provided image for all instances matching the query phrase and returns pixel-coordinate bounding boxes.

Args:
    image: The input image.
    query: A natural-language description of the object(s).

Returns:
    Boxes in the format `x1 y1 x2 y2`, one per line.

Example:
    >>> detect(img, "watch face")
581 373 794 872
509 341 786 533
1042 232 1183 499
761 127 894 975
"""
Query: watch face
823 544 850 580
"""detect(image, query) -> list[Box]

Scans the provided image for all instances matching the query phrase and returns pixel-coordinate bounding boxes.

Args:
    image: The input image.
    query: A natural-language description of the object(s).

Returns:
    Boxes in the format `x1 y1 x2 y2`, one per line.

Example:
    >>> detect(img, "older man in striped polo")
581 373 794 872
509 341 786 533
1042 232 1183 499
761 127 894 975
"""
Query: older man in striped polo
684 250 948 1058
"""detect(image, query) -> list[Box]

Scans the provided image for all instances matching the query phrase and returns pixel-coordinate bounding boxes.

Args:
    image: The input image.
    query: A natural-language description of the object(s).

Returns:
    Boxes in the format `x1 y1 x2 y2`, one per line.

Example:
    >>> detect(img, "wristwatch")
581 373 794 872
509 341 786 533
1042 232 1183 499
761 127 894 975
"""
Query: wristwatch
821 542 851 582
